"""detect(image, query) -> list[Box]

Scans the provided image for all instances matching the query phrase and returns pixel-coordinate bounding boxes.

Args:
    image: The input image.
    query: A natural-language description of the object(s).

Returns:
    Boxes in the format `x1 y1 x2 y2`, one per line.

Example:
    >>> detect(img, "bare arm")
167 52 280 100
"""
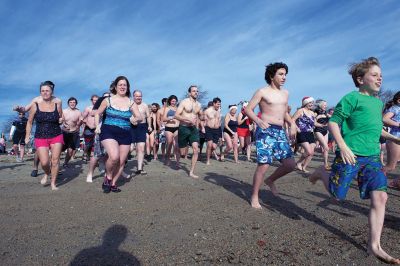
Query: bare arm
245 89 269 129
328 121 356 165
162 107 171 123
381 129 400 144
130 104 143 122
224 114 234 135
383 112 399 128
24 104 37 144
175 100 194 125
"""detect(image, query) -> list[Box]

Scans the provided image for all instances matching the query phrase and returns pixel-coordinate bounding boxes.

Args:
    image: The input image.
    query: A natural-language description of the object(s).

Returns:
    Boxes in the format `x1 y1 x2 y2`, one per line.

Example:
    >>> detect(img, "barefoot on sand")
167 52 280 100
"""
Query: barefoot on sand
40 175 48 185
189 172 199 179
251 197 262 209
367 246 400 265
296 163 303 172
51 184 59 191
265 179 279 196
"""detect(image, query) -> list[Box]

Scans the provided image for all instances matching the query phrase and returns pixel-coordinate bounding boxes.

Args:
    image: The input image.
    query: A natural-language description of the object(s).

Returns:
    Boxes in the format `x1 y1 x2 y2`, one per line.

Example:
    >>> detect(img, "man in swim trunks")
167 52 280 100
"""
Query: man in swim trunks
82 95 99 162
131 90 152 175
175 85 202 178
245 62 297 209
62 97 83 167
309 57 400 264
204 97 223 165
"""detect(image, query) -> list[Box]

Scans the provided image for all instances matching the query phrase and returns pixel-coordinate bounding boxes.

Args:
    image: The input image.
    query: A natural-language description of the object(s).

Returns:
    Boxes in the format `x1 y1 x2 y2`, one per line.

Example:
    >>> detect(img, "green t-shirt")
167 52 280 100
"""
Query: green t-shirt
330 91 383 156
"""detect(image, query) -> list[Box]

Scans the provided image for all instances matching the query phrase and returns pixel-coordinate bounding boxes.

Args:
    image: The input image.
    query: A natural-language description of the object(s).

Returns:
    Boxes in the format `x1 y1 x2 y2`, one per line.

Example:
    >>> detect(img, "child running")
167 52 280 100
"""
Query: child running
309 57 400 264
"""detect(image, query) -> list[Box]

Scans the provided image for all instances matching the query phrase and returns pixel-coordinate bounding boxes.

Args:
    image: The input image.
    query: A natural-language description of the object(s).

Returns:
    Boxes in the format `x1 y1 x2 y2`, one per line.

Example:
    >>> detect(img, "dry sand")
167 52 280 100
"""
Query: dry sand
1 151 400 265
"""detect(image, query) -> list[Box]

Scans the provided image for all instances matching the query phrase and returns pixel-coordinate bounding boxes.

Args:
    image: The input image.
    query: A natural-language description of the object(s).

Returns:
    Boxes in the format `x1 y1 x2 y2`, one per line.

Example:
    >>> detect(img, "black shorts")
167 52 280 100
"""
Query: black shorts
63 131 80 150
131 123 148 143
297 131 315 144
165 126 178 133
205 126 222 144
13 131 26 145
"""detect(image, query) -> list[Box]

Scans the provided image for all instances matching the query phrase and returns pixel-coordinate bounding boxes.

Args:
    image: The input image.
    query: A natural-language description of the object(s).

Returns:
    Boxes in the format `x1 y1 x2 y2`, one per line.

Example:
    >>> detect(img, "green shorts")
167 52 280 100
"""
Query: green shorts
178 125 199 148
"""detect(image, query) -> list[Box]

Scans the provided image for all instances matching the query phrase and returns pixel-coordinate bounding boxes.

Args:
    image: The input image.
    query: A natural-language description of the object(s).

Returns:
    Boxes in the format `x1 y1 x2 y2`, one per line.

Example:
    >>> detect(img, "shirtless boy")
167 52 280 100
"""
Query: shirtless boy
175 85 202 178
204 97 223 165
62 97 83 167
245 62 296 209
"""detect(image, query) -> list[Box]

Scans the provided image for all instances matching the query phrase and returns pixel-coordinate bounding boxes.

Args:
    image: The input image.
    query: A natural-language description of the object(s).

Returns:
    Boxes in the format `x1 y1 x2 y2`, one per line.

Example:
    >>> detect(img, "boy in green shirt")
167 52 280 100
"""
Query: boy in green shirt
310 57 400 264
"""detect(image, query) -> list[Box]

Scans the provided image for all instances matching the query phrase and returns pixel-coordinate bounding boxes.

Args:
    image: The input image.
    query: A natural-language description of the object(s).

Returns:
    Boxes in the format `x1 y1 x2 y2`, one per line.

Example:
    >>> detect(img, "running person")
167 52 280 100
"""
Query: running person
81 95 99 162
25 81 64 190
175 85 202 178
62 97 83 167
237 101 252 162
245 62 296 208
163 95 180 167
292 97 316 173
10 112 28 162
309 57 400 263
149 103 160 160
382 91 400 187
156 98 168 161
204 97 223 165
223 104 239 163
314 99 331 170
95 76 142 193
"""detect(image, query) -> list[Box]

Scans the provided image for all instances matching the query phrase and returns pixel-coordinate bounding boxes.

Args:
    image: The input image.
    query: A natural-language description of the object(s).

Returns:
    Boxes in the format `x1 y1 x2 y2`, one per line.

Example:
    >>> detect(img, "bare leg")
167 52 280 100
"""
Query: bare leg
265 158 296 196
86 156 99 183
111 145 130 186
251 164 269 209
101 139 121 181
367 191 400 264
309 165 330 191
189 143 199 178
315 132 329 168
19 145 25 161
384 141 400 186
136 142 145 171
49 143 62 190
36 147 50 185
206 140 213 165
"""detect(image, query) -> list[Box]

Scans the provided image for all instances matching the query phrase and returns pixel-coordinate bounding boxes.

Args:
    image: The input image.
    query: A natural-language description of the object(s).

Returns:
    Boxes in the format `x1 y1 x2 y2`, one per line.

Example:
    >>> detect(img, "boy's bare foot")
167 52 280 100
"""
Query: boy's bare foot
251 196 262 209
189 171 199 178
368 246 400 264
40 175 48 185
265 179 279 196
296 163 303 171
86 175 93 183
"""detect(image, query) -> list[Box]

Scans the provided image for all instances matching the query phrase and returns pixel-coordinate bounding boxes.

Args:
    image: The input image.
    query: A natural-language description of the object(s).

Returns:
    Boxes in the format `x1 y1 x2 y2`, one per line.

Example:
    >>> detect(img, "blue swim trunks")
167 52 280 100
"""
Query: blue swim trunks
329 154 387 200
255 125 293 164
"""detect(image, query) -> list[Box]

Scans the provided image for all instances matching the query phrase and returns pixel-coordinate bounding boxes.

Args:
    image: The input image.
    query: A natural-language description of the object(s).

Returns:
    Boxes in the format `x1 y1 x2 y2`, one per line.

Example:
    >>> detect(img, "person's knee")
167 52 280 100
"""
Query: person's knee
284 159 296 171
192 146 199 154
372 191 388 207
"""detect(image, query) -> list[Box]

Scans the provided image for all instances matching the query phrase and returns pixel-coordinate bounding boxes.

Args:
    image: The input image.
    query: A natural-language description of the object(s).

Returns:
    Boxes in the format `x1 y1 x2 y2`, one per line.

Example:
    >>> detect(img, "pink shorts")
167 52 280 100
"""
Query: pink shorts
35 134 64 148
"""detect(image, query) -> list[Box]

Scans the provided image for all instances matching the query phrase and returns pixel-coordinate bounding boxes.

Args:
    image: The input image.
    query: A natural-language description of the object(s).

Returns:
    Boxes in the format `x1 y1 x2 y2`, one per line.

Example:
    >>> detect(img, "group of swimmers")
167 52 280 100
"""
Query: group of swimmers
9 57 400 263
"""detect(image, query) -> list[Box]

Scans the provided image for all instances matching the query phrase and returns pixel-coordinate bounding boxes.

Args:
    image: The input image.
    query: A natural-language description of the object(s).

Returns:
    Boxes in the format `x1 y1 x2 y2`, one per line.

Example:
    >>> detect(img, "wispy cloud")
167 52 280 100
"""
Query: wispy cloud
1 0 399 130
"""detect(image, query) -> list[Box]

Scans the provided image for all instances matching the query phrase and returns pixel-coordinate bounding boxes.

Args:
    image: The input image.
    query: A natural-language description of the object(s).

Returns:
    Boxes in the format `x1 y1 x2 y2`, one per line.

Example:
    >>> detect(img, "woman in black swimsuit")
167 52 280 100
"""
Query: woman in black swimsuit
223 105 239 163
314 100 331 170
163 95 180 166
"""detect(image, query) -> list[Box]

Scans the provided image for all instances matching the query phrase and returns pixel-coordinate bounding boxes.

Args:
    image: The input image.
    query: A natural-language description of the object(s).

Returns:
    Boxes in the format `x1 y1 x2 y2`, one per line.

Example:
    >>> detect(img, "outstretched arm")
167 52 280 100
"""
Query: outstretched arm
245 89 268 129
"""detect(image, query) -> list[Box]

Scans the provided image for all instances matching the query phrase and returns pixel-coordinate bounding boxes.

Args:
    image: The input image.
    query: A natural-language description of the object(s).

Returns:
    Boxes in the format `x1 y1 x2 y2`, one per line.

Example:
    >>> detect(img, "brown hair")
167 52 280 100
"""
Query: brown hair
348 57 380 88
110 76 130 97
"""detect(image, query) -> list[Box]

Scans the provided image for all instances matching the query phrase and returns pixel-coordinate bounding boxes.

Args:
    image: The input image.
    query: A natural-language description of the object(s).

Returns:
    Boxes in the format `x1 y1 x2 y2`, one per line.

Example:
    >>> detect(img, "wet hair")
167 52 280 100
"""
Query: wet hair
348 57 380 88
265 62 288 84
188 85 198 93
384 91 400 112
213 97 221 104
67 97 78 105
207 101 213 107
110 76 131 97
161 98 167 105
39 80 55 92
90 94 99 100
167 95 178 105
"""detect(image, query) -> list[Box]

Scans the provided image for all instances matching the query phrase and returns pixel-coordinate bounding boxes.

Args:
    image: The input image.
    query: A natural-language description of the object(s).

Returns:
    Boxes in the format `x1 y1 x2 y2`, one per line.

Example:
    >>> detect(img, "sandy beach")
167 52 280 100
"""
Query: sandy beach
1 151 399 265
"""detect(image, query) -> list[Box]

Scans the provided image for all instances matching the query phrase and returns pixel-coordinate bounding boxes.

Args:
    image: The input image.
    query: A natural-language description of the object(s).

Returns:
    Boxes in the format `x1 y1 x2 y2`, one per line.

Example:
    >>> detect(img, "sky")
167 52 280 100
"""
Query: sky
0 0 399 132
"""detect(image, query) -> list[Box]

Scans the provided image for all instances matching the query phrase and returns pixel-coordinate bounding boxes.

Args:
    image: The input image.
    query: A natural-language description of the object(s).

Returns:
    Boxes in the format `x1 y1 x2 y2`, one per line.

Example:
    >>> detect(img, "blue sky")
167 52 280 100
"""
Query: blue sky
1 0 399 132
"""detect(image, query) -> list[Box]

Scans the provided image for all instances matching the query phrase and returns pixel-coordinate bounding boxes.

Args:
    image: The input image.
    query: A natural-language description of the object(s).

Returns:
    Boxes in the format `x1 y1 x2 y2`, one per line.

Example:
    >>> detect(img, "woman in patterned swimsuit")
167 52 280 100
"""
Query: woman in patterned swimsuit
383 91 400 187
314 100 331 170
292 97 316 173
95 76 142 193
25 81 64 190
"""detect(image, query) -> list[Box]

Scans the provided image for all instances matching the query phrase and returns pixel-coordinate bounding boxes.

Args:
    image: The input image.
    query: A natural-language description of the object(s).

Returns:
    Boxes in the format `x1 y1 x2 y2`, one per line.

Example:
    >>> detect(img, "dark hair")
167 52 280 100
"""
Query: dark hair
348 57 380 88
68 97 78 105
265 62 288 84
188 85 198 93
228 104 237 109
167 95 178 105
213 97 221 104
39 80 55 92
91 94 99 100
161 98 167 105
110 76 130 97
207 101 213 107
151 103 160 110
384 91 400 112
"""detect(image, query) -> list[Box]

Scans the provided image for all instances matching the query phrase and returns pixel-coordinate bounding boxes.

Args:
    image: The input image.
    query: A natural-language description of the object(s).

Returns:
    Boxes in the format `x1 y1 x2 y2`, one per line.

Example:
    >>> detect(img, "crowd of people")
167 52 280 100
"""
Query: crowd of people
6 57 400 263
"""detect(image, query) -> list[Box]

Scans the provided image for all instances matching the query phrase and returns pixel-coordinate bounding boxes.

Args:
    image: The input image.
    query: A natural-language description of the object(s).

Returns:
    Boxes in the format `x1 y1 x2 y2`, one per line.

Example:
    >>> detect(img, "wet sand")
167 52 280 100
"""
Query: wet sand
1 151 400 265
